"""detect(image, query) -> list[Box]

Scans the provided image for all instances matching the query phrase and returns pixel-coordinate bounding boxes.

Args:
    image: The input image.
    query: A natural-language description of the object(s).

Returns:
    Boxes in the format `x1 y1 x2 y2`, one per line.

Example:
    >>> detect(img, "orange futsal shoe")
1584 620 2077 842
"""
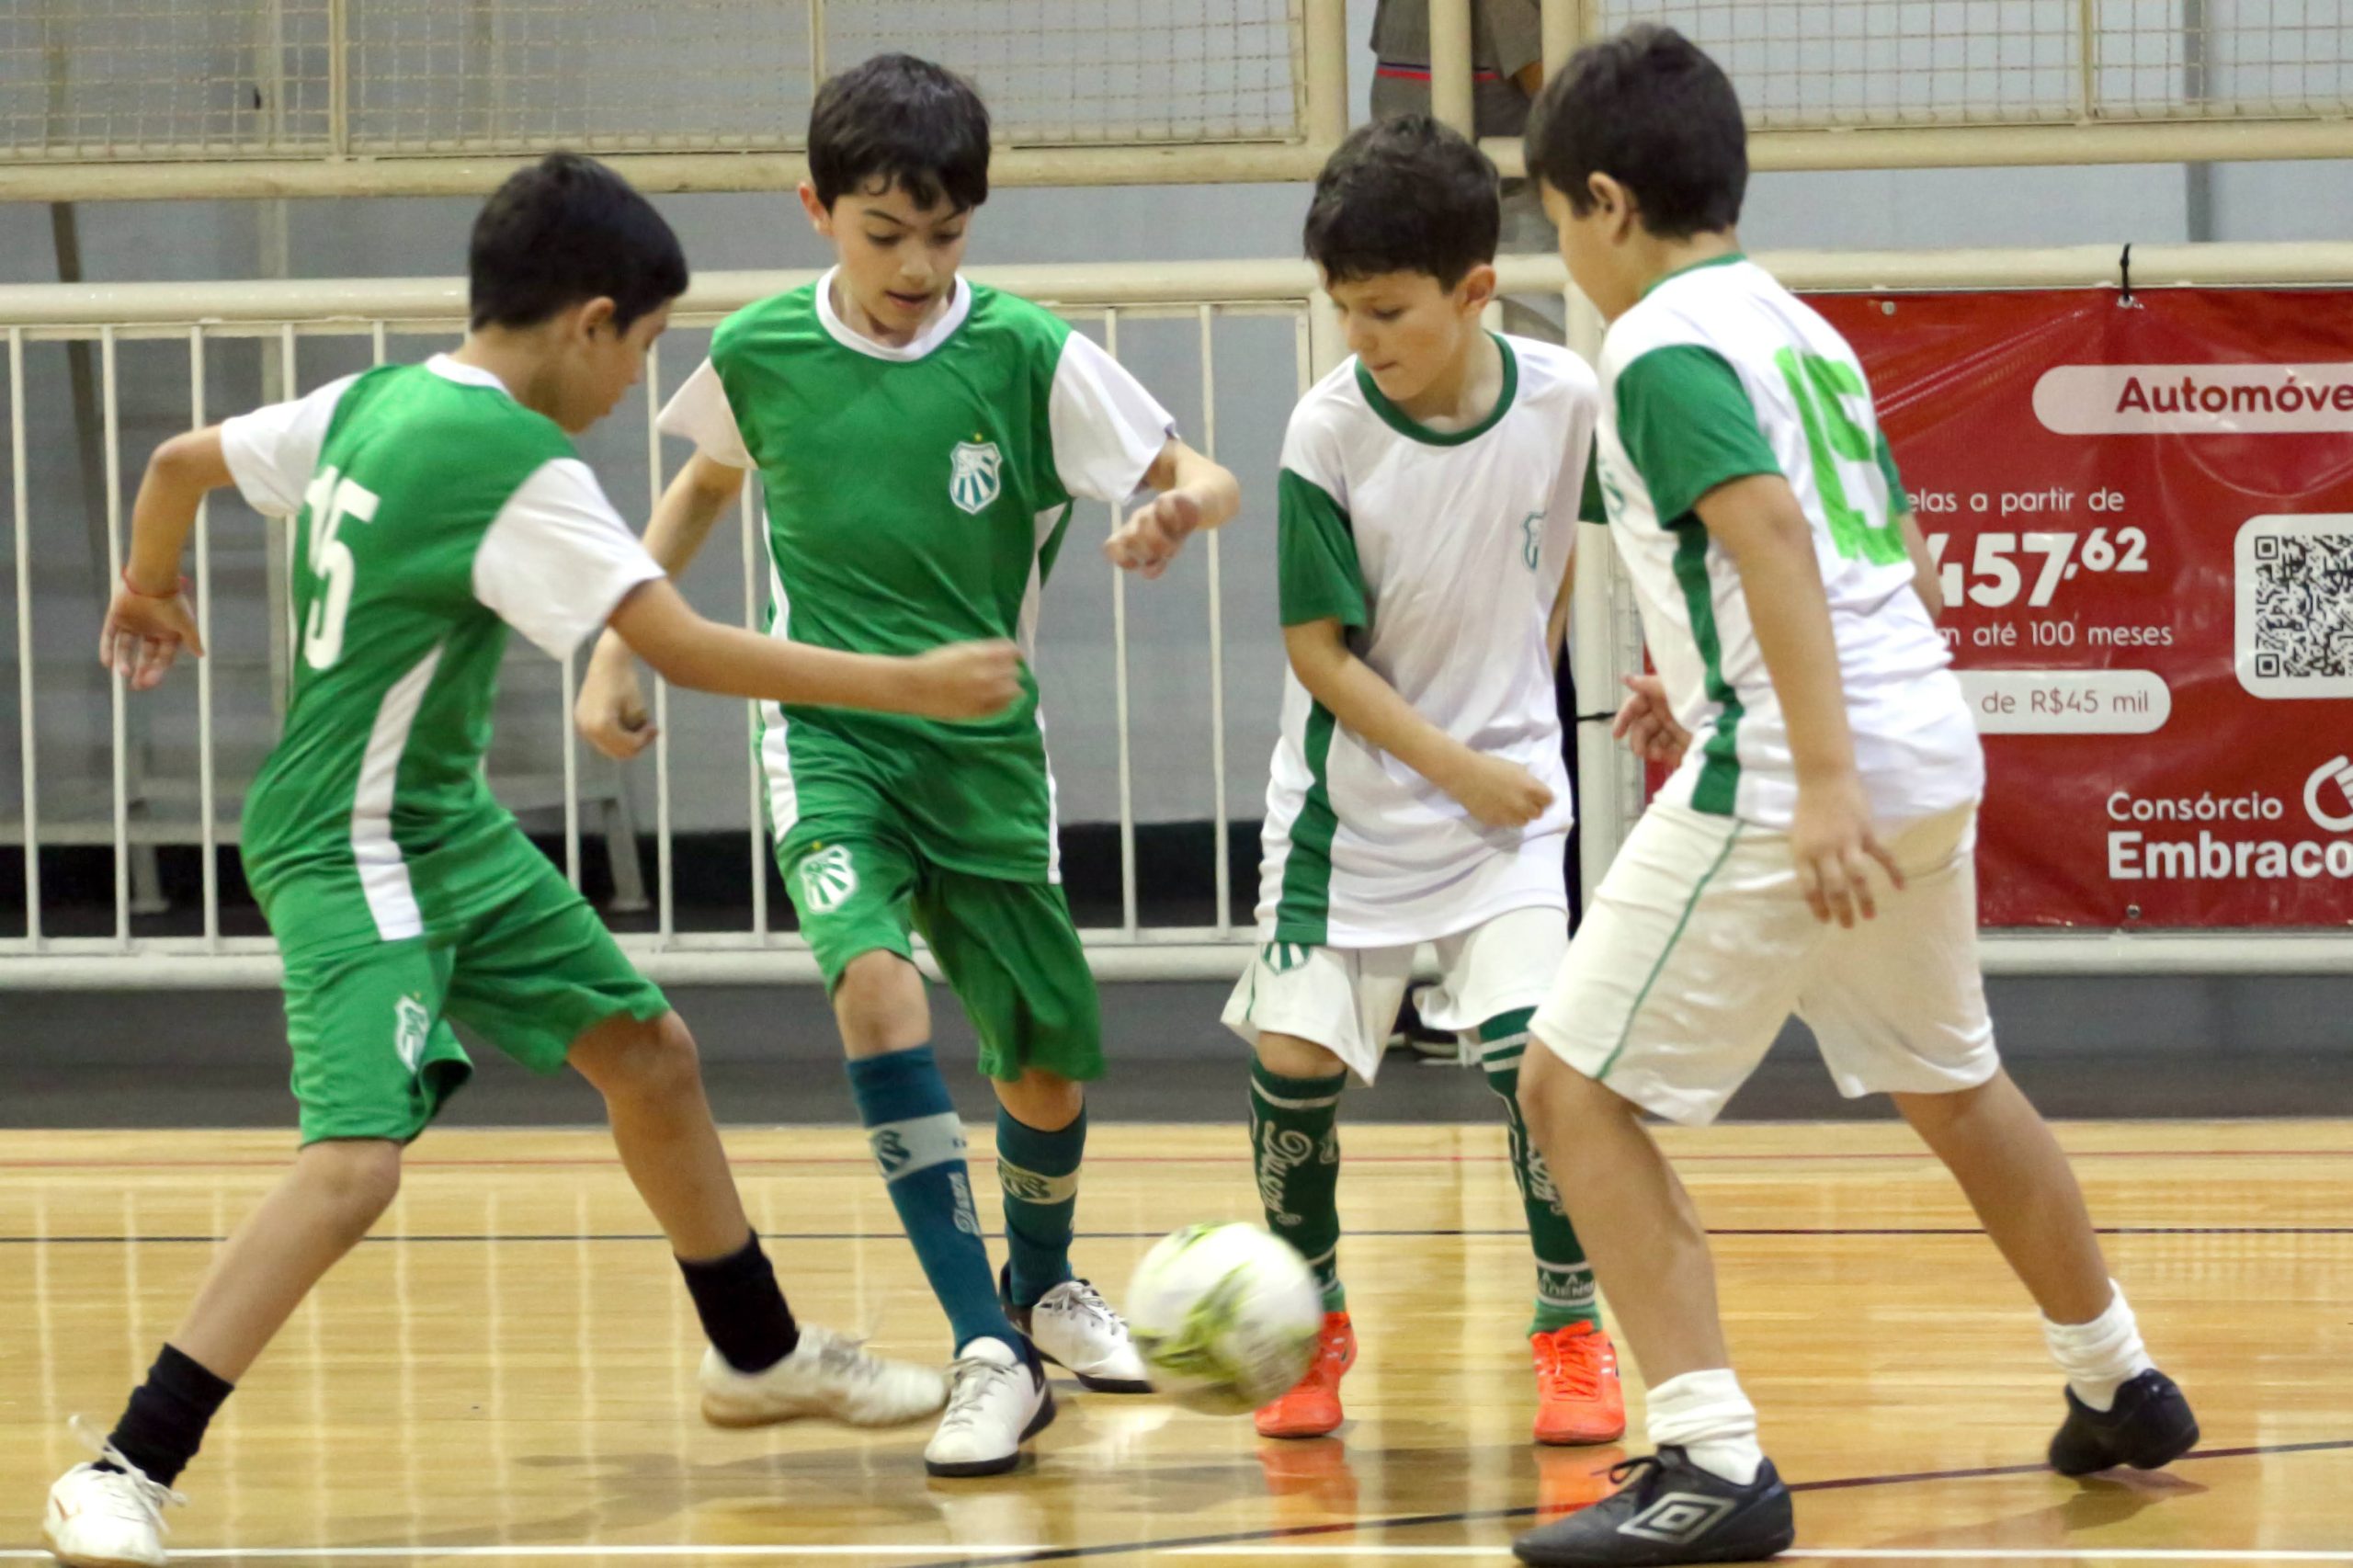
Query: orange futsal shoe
1530 1322 1627 1446
1255 1311 1357 1439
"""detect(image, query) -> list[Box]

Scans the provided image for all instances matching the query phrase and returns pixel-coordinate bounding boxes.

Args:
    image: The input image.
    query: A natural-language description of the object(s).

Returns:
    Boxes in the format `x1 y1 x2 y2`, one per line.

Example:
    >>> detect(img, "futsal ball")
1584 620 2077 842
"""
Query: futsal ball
1126 1221 1322 1415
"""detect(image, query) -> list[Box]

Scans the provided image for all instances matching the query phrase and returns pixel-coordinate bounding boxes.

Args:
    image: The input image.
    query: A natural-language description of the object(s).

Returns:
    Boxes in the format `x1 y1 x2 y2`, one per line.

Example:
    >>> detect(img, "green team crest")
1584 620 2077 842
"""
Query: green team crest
949 438 1002 515
799 844 858 915
394 996 430 1076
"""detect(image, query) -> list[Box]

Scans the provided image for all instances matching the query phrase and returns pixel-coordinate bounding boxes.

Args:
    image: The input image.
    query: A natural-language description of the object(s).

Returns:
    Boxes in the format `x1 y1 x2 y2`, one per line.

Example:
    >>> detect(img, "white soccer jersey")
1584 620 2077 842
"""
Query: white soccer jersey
1255 335 1597 948
1592 256 1982 830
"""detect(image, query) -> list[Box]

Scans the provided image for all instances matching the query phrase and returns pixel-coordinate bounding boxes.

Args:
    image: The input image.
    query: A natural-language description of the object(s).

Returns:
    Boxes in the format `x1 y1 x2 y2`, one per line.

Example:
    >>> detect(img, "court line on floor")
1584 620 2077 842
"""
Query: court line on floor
5 1439 2345 1566
3 1551 2347 1563
6 1147 2352 1172
7 1225 2349 1244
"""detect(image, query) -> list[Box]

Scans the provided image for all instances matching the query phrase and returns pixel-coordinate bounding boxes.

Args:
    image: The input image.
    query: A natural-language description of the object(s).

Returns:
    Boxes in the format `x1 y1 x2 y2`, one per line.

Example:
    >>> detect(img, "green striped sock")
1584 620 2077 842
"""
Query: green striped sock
1249 1058 1347 1312
1478 1010 1599 1335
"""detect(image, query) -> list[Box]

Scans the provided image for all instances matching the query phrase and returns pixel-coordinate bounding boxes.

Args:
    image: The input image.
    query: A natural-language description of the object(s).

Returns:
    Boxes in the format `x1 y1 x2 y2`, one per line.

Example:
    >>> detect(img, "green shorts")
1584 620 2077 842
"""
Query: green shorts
780 829 1102 1083
272 846 669 1145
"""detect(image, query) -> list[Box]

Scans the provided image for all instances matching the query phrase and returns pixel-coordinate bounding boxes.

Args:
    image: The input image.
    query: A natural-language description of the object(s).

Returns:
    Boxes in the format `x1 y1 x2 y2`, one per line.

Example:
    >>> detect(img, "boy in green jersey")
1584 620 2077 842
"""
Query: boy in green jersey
575 55 1241 1476
45 154 1020 1568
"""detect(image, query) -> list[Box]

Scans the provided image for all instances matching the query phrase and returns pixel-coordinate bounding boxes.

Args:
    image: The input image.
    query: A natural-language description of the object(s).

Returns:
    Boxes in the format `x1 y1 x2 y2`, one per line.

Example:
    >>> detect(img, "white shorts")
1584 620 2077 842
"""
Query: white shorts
1531 801 1998 1127
1222 905 1570 1084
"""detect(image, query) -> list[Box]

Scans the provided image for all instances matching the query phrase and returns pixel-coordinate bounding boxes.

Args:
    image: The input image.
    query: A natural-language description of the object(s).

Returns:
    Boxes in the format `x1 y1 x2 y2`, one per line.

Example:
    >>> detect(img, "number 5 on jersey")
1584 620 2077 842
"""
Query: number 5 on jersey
299 467 380 670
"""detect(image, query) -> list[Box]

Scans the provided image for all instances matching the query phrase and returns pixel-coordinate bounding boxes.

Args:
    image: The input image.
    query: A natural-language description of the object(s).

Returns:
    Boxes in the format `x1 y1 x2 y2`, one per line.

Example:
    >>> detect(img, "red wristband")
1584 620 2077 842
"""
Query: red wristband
121 568 189 599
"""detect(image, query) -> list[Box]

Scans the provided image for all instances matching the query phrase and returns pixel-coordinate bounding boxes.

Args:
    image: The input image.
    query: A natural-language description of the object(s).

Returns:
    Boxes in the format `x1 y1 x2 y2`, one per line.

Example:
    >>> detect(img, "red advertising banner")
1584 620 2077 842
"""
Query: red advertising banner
1804 288 2353 928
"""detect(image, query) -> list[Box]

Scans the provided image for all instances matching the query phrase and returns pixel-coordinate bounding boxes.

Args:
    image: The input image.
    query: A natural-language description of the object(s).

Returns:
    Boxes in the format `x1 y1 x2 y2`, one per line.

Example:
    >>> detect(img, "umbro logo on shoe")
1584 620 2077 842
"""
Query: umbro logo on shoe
1616 1492 1736 1544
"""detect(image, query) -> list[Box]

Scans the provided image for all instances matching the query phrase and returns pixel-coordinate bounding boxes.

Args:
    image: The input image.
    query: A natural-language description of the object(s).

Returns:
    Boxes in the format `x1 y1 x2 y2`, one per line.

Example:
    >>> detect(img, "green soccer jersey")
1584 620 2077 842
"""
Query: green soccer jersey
660 269 1175 882
222 356 665 950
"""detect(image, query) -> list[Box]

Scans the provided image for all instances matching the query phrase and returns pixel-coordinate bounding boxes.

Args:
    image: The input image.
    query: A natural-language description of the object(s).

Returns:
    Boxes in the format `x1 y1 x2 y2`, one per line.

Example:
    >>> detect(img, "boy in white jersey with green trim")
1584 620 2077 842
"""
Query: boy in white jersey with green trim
1507 31 2200 1568
1222 117 1623 1450
43 155 1020 1568
574 55 1242 1477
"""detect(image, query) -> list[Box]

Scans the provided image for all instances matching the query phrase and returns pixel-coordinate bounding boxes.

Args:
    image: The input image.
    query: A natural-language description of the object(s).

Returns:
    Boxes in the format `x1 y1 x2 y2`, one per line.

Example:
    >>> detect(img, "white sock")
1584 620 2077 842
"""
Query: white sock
1645 1368 1763 1485
2041 1280 2155 1413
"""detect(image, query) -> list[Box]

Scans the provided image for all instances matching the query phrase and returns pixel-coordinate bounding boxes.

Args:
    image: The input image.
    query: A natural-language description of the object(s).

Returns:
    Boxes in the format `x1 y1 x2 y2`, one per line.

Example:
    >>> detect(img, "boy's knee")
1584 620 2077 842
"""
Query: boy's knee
1516 1042 1607 1126
576 1011 703 1103
1255 1032 1345 1082
834 951 927 1055
296 1139 403 1233
997 1066 1085 1130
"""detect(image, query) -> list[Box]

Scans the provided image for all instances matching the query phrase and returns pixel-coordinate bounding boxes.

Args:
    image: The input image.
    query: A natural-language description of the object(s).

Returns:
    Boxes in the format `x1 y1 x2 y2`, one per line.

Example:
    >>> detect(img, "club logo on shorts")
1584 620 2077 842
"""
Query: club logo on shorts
798 844 858 915
1617 1493 1735 1545
394 996 430 1077
949 438 1003 515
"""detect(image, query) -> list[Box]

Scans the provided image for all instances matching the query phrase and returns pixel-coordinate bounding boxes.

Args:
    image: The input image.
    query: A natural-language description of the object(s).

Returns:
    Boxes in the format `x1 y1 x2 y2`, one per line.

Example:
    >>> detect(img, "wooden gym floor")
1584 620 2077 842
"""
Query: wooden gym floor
3 1119 2348 1567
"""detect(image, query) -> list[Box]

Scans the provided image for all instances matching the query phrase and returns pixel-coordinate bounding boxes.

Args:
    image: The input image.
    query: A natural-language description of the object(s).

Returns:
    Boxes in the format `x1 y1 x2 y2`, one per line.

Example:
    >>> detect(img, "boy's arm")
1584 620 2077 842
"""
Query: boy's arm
1104 437 1243 579
577 452 746 758
606 579 1018 720
1285 617 1552 830
1545 544 1576 663
1696 472 1902 926
98 427 230 688
1898 510 1943 621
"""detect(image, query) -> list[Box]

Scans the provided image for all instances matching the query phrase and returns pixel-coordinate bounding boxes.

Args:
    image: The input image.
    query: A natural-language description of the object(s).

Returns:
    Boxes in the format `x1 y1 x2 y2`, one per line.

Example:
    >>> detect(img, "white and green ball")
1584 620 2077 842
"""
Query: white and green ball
1125 1221 1322 1415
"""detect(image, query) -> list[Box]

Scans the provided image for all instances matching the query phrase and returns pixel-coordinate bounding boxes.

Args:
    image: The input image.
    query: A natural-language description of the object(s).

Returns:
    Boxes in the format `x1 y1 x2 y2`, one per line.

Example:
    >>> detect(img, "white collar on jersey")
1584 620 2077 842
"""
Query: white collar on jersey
426 354 514 398
814 267 973 363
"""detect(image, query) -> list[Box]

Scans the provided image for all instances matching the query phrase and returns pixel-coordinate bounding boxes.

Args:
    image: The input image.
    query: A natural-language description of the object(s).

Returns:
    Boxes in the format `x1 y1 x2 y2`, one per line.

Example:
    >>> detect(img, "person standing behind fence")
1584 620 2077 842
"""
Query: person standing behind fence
1370 0 1560 338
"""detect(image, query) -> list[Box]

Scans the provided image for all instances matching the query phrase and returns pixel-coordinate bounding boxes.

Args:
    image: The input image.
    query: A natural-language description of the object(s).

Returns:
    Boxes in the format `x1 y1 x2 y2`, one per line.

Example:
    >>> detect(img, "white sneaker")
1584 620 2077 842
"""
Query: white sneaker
699 1325 947 1429
44 1424 184 1568
1018 1278 1153 1393
924 1337 1055 1478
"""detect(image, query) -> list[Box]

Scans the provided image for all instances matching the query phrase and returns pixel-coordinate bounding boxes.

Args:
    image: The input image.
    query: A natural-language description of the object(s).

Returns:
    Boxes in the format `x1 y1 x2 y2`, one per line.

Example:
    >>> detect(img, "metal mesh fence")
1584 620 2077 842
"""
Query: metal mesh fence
1590 0 2353 127
0 0 1305 163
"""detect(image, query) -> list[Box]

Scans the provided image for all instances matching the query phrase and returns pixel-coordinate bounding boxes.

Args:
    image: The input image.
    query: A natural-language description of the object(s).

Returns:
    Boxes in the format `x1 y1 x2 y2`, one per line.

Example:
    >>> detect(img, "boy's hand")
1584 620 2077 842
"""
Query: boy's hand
904 639 1023 720
575 636 656 761
1790 773 1904 926
1443 752 1555 830
98 580 204 691
1104 490 1203 580
1612 673 1690 767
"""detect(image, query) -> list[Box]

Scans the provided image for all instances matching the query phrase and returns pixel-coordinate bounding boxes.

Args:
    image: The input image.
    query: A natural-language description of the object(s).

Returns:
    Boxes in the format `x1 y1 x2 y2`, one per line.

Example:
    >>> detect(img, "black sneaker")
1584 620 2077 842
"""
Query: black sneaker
1513 1447 1795 1567
2049 1369 2200 1476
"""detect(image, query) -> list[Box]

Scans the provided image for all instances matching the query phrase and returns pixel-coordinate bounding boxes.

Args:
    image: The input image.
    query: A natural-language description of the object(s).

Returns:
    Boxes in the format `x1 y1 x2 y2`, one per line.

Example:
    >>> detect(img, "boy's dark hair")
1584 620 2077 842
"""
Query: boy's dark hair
1524 24 1747 239
808 53 992 213
1302 115 1498 288
469 152 688 332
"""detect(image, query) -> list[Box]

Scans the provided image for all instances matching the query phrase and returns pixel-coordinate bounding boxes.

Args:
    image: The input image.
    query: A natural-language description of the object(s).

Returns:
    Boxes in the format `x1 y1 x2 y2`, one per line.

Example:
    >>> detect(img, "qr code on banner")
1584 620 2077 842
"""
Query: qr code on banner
2237 515 2353 699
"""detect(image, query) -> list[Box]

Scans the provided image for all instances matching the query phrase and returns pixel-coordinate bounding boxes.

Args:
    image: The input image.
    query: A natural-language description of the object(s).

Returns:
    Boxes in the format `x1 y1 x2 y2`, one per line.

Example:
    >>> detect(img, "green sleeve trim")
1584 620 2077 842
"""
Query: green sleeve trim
1578 439 1607 524
1670 523 1744 817
1874 428 1906 510
1613 344 1779 525
1277 468 1369 631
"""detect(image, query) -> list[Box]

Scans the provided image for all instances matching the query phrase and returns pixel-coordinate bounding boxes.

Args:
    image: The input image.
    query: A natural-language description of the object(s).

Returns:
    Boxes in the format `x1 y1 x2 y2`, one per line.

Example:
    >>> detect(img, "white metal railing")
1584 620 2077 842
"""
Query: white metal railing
7 246 2353 988
0 260 1328 987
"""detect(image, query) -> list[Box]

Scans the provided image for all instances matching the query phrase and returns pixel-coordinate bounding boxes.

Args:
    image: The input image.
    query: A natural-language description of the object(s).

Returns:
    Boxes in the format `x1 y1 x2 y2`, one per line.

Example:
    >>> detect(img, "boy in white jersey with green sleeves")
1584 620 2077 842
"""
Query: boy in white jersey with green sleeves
44 154 1022 1568
1508 28 2200 1568
574 55 1241 1476
1223 116 1623 1449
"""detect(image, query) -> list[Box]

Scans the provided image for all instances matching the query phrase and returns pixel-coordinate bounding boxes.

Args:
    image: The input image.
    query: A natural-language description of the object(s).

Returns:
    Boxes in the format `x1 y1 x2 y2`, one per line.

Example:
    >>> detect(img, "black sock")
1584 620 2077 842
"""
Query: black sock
677 1233 800 1373
102 1344 233 1486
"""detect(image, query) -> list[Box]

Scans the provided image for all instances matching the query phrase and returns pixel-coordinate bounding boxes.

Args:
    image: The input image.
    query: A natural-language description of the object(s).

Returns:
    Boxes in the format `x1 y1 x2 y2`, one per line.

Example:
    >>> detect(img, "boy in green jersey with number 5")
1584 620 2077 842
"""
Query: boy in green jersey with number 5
46 153 1019 1568
575 55 1242 1477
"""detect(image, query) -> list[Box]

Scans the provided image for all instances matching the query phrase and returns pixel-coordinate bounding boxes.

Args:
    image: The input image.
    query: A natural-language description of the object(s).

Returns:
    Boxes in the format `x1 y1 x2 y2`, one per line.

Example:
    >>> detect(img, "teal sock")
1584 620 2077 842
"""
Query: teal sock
1478 1010 1600 1335
846 1045 1017 1354
1249 1058 1347 1313
995 1104 1084 1309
